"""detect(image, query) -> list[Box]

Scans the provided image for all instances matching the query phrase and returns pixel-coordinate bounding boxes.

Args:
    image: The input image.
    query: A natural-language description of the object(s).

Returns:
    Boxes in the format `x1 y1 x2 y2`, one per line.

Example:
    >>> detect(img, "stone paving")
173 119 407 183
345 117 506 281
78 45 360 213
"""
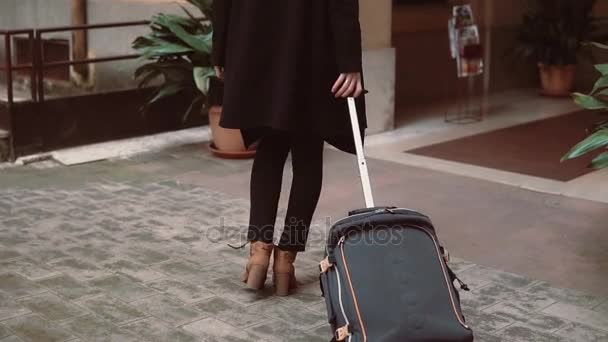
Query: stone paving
0 149 607 342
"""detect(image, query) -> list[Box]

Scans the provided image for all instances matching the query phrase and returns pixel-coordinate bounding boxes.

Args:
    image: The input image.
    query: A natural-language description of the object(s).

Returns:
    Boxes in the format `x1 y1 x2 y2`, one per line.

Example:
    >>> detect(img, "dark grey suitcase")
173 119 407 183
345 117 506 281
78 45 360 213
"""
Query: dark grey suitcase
318 98 474 342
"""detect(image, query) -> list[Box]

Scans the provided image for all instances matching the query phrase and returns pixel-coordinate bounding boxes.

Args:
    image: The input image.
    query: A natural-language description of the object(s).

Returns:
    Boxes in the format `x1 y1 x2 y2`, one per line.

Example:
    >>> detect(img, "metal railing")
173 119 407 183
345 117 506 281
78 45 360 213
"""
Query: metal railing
0 29 36 161
0 20 152 162
34 20 151 104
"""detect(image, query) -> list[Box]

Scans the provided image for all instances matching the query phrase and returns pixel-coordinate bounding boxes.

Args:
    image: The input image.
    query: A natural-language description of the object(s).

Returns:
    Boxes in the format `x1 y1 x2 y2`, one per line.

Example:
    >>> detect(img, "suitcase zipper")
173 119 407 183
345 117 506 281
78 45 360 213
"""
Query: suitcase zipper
332 207 422 228
411 225 471 330
332 236 353 342
331 209 384 228
338 237 367 342
334 248 353 342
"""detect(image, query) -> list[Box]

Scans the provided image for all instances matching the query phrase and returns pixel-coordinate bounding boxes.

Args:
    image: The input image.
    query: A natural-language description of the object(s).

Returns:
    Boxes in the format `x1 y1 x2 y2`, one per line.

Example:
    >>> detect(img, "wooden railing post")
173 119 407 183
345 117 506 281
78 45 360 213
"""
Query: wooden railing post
71 0 88 78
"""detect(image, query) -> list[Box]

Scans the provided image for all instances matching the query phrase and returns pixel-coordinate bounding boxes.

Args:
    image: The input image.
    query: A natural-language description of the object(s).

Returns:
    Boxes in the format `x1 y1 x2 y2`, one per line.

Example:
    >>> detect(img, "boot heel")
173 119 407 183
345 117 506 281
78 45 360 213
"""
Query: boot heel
274 273 291 296
246 264 267 290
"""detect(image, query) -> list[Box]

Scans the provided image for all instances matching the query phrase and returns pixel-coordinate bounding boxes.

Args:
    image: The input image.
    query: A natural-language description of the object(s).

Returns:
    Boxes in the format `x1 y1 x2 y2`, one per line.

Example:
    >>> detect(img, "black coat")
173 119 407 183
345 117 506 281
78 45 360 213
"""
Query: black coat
211 0 367 154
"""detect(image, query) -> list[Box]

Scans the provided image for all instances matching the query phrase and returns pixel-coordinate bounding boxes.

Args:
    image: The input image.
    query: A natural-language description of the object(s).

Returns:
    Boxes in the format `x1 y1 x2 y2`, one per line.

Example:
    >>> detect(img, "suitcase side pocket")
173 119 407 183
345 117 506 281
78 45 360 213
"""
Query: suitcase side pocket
320 272 337 327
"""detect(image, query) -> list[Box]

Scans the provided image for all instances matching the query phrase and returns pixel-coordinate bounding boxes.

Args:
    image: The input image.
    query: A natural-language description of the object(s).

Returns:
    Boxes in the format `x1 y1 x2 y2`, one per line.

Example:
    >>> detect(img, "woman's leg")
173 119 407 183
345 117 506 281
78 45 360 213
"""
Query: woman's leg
243 131 290 290
273 133 324 295
278 134 325 252
247 131 291 244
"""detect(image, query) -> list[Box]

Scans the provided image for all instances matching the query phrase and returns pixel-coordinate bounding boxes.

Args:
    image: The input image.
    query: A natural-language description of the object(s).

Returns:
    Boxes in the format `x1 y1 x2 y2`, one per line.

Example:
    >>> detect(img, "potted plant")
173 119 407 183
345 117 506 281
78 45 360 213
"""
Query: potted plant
132 0 255 158
513 0 598 96
563 41 608 169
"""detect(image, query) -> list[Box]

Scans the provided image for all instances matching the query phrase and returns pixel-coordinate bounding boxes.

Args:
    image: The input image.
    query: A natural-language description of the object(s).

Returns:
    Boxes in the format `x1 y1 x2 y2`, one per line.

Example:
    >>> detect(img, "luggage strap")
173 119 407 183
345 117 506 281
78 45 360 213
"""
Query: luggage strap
441 246 450 263
319 257 334 273
335 325 352 341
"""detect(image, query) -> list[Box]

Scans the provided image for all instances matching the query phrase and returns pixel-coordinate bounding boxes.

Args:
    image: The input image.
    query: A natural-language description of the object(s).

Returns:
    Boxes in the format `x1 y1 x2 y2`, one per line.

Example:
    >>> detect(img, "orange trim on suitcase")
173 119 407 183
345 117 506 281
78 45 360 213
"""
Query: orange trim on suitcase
341 243 368 342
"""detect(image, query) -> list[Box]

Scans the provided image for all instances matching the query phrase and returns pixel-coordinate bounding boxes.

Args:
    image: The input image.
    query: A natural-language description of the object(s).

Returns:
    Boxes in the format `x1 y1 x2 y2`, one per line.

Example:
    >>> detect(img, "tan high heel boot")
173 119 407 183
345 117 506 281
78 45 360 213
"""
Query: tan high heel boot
273 247 298 296
242 241 274 290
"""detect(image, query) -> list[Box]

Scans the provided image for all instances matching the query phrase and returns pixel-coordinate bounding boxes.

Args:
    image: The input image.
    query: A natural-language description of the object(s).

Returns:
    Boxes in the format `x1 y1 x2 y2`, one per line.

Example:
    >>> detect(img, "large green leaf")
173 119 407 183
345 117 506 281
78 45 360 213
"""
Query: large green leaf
149 83 188 104
595 63 608 75
592 75 608 94
591 152 608 169
134 34 194 59
149 23 174 37
192 33 213 53
134 34 186 51
155 15 212 53
152 14 199 31
573 93 608 110
134 59 190 78
136 68 162 89
182 95 205 123
134 62 158 79
132 36 155 50
135 60 193 88
139 46 193 60
147 32 178 46
193 66 215 94
563 129 608 160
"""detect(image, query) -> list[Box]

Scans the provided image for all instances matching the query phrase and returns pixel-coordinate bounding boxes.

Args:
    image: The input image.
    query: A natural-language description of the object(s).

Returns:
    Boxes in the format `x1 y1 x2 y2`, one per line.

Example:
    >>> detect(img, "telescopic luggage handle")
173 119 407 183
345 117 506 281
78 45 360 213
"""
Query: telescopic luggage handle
347 97 375 209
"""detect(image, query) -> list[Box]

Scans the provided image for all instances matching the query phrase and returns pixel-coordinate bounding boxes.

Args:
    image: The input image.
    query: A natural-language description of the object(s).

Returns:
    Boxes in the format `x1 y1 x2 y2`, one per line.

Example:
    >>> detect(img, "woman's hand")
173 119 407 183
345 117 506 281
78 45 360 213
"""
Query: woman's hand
332 72 363 98
214 66 225 80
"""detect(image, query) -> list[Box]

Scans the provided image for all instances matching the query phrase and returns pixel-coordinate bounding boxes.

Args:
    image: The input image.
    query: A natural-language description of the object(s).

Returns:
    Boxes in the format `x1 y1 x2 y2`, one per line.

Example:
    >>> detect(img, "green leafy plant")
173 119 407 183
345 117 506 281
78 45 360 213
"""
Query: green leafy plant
563 41 608 169
132 0 216 121
513 0 598 65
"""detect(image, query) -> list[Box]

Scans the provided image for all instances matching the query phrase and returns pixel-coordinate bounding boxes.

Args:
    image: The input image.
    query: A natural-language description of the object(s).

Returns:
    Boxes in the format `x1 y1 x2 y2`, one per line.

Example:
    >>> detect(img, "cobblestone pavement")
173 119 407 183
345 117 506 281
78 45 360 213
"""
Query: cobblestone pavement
0 149 607 342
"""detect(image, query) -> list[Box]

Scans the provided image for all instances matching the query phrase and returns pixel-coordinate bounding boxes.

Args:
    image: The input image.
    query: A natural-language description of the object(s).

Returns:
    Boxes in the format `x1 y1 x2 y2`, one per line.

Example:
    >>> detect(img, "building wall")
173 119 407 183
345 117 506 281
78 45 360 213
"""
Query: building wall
360 0 395 133
0 0 17 29
0 0 17 82
13 0 71 30
361 0 392 49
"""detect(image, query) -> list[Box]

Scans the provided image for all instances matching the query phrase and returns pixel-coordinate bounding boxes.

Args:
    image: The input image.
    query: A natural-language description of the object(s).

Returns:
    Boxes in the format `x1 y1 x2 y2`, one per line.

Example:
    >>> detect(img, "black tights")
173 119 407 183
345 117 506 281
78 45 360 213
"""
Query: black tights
247 130 324 252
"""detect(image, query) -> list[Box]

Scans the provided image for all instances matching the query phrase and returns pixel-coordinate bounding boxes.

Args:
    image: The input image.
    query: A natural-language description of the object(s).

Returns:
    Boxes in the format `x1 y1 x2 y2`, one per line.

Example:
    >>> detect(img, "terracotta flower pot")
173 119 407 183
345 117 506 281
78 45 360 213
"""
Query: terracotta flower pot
538 64 576 97
207 106 256 159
